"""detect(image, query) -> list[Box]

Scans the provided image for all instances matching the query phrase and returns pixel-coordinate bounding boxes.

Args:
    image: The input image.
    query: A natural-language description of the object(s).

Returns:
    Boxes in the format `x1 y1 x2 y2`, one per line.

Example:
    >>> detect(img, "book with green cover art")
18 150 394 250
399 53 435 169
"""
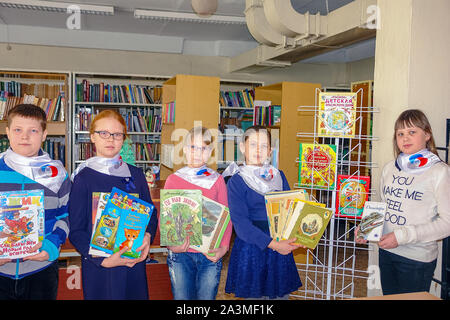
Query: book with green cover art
284 201 332 249
160 189 203 246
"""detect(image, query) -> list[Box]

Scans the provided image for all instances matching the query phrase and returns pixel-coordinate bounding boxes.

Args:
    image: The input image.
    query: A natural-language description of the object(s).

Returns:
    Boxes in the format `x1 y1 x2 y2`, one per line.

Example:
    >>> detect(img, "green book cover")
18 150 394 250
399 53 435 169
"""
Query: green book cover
285 201 332 249
160 189 203 246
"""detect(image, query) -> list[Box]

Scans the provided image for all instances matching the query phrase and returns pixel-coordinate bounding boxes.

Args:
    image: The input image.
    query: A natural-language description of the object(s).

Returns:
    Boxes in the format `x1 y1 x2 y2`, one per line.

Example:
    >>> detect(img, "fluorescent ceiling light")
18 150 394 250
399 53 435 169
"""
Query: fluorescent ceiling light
134 9 246 25
0 0 114 15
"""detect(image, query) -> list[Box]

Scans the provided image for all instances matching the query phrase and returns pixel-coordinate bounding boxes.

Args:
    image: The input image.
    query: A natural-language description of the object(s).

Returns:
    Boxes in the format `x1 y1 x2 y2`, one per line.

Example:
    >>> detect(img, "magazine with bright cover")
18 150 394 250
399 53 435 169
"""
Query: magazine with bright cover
89 192 110 257
189 196 230 256
0 189 45 259
159 189 203 246
357 201 386 242
335 175 370 219
90 187 153 259
317 92 357 138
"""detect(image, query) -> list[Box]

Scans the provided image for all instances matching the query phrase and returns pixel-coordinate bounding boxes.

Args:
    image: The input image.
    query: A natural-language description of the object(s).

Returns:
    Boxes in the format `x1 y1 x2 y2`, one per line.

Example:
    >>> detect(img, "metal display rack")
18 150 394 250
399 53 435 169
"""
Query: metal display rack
292 87 379 299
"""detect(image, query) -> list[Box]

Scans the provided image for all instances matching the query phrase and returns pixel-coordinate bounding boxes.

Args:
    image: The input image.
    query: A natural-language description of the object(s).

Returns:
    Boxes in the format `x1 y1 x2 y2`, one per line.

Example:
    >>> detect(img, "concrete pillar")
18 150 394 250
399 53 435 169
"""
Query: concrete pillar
370 0 450 297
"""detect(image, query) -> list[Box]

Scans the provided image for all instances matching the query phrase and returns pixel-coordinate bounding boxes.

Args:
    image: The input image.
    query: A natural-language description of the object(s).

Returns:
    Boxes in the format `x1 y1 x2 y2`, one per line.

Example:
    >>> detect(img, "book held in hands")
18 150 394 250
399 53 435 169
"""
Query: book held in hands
0 189 45 259
90 187 154 259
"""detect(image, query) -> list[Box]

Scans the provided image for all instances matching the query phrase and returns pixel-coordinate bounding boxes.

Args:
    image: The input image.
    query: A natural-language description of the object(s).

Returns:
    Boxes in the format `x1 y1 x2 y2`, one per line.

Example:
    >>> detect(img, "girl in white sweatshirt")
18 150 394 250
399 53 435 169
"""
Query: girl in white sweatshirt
359 109 450 295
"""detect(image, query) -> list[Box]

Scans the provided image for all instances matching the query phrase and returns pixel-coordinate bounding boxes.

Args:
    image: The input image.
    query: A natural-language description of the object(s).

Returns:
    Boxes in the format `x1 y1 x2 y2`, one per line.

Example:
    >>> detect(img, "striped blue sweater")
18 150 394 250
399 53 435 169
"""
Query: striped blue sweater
0 157 71 279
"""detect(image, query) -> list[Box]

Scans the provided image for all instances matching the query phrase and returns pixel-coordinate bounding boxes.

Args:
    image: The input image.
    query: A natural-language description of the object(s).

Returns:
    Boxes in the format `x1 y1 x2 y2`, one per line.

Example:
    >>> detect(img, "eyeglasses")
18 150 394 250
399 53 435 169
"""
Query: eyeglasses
94 131 125 140
187 145 211 152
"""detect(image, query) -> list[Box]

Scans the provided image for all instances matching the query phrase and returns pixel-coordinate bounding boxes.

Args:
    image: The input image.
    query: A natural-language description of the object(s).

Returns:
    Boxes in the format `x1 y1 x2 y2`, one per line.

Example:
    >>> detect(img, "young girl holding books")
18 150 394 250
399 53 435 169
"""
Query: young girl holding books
357 109 450 295
163 126 231 300
69 110 158 300
224 125 304 299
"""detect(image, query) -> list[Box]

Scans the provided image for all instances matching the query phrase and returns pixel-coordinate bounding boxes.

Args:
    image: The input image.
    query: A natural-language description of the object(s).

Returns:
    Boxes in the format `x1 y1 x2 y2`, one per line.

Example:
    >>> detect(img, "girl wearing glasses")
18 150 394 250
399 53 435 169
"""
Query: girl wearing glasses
68 110 158 300
163 126 232 300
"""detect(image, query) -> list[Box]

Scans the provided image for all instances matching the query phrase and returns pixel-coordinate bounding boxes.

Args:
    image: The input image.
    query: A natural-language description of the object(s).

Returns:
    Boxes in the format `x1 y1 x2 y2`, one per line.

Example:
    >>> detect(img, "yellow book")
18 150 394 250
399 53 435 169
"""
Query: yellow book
317 92 357 138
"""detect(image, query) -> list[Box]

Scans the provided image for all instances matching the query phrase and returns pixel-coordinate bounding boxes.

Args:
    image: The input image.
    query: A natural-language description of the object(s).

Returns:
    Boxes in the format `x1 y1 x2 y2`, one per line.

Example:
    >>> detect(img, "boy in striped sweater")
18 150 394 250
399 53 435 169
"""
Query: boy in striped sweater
0 104 70 299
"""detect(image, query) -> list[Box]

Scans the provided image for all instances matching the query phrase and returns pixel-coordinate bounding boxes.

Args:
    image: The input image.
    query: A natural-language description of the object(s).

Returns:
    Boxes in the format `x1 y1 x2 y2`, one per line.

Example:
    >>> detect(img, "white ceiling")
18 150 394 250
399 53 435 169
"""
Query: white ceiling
0 0 375 62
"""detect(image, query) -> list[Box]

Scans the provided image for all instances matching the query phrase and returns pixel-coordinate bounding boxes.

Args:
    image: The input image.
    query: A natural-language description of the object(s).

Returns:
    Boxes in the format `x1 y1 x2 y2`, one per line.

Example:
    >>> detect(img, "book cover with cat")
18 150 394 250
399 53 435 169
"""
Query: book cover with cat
90 187 153 259
189 196 230 256
160 189 202 246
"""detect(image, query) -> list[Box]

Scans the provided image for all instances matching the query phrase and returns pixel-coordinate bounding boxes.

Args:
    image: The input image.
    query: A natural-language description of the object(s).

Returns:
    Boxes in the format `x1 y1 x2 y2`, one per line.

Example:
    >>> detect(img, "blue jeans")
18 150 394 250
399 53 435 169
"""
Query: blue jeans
379 249 437 295
167 251 222 300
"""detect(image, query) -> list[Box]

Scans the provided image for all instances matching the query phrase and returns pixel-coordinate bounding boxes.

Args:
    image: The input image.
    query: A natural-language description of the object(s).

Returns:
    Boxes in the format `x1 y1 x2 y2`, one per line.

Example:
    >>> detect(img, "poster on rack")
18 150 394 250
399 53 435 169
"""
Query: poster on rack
317 92 357 138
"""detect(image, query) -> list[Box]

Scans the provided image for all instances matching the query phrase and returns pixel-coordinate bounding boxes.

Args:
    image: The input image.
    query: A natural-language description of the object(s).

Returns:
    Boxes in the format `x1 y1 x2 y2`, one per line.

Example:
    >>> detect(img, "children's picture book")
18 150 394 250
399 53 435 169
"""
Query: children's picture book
264 189 309 240
189 196 230 256
317 92 357 138
283 200 332 250
160 189 203 246
298 143 337 190
90 188 153 259
0 189 45 259
335 175 370 219
89 192 110 257
357 201 386 242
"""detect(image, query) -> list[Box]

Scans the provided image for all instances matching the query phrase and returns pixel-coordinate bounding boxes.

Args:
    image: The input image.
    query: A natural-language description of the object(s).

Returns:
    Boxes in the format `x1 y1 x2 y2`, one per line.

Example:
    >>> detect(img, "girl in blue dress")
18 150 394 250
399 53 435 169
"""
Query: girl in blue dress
224 125 304 299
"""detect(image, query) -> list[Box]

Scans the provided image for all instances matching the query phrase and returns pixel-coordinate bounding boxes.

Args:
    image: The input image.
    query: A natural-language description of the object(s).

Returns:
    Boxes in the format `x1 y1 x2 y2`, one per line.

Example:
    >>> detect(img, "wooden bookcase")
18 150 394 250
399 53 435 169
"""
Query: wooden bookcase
350 80 374 177
71 72 170 174
218 79 263 171
255 82 321 187
160 74 221 180
0 69 70 170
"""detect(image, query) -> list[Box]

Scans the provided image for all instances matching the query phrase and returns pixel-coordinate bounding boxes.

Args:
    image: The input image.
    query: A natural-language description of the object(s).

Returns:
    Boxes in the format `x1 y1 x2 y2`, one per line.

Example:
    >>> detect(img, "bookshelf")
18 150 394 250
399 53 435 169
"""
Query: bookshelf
218 79 263 171
0 69 70 170
254 82 321 187
160 74 221 180
71 72 170 173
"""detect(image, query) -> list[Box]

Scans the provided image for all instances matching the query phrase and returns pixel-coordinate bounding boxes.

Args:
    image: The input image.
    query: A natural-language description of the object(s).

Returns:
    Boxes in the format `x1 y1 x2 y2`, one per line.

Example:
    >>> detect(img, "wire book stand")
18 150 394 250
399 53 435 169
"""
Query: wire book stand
292 88 379 300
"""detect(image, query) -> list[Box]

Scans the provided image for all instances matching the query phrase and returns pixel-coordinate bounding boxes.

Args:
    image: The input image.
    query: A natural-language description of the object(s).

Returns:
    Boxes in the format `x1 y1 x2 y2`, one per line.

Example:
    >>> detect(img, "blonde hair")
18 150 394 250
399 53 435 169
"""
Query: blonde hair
90 110 127 137
393 109 437 157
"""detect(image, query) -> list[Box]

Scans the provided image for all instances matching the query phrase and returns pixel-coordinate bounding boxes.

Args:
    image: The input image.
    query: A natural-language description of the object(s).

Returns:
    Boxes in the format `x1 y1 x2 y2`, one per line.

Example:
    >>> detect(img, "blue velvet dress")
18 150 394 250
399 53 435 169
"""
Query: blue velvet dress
225 171 302 298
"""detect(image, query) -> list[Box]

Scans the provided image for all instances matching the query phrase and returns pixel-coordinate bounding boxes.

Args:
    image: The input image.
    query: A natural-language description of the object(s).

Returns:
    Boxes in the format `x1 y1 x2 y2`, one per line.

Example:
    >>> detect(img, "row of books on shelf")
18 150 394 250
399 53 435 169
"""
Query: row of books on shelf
219 88 255 109
75 107 162 133
134 142 160 162
162 101 175 124
0 92 65 121
75 142 160 162
0 81 64 102
119 108 162 133
76 80 162 104
253 105 281 126
42 138 66 166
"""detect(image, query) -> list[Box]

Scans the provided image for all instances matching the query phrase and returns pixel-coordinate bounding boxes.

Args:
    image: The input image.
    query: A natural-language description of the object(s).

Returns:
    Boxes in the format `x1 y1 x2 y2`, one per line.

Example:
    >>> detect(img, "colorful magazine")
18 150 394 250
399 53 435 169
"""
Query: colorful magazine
0 189 45 259
317 92 357 138
335 175 370 219
298 143 337 189
357 201 386 242
90 188 153 259
160 189 203 246
189 196 230 256
283 200 332 249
